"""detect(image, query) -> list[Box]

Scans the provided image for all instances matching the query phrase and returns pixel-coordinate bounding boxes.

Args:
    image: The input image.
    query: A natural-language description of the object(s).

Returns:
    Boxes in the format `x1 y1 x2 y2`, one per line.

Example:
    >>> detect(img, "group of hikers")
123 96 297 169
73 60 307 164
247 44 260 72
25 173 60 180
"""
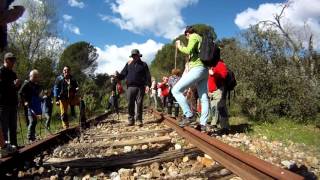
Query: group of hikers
0 25 233 158
0 53 80 157
111 26 233 135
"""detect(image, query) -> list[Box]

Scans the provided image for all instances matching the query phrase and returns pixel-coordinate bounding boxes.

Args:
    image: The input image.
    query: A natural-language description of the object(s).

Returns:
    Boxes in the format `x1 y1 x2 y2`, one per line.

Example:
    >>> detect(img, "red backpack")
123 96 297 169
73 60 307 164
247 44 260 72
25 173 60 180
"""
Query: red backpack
116 83 123 95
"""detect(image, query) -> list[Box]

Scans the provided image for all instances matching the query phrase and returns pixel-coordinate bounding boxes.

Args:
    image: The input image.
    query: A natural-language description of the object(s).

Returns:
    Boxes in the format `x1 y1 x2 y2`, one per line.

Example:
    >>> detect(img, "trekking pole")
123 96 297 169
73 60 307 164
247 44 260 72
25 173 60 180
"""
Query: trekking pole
174 46 178 69
17 108 25 145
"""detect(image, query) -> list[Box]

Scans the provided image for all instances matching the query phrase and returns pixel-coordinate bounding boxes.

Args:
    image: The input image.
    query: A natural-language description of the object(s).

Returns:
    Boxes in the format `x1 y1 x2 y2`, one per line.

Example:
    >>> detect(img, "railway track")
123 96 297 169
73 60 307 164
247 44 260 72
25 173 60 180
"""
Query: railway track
0 109 305 179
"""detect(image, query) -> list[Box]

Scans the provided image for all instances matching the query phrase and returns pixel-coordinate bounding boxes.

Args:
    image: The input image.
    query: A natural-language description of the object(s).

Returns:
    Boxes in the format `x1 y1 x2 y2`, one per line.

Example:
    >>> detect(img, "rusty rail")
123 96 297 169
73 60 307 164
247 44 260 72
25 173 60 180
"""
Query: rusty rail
0 111 112 175
153 110 304 180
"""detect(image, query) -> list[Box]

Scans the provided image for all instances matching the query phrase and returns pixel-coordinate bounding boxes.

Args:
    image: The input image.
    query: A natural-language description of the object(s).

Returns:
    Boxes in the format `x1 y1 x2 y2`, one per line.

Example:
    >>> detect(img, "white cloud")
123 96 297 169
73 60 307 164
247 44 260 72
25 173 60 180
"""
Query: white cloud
68 0 85 8
235 0 320 49
62 14 80 35
63 14 73 22
63 23 81 35
96 39 163 74
101 0 198 39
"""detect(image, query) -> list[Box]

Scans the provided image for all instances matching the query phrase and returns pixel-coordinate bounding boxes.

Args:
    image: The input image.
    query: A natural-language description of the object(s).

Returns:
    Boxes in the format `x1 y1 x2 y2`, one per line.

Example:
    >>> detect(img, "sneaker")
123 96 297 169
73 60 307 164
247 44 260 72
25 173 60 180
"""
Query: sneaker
6 144 17 154
136 121 143 127
179 115 197 128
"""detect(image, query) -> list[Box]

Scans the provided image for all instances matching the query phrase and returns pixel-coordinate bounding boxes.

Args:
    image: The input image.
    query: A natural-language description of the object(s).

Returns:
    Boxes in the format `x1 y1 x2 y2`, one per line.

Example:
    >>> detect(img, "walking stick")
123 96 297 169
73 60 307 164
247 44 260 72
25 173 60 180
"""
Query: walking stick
175 46 178 69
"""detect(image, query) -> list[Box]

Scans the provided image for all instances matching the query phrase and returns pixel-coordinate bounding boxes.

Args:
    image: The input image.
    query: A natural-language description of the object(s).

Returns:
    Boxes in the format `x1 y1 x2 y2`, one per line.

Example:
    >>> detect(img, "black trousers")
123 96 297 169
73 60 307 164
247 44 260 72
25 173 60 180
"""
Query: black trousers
0 106 17 146
127 86 145 123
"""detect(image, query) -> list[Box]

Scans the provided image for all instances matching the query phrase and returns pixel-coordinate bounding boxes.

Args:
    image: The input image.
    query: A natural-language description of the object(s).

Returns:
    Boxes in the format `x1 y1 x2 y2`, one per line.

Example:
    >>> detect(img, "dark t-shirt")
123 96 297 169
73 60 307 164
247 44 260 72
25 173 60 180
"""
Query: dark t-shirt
0 66 18 107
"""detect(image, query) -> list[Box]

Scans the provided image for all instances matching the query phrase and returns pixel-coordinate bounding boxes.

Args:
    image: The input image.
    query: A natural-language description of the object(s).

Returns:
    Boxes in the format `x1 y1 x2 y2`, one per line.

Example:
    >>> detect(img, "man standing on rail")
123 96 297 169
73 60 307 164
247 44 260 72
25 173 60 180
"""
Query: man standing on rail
20 69 42 143
116 49 151 127
0 52 21 153
55 66 79 129
173 26 209 130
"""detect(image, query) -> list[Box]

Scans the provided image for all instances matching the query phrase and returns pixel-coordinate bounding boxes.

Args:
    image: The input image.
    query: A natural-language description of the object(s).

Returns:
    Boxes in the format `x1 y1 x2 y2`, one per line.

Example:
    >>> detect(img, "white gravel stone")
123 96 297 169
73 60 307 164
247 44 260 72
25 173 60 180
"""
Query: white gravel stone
175 144 182 150
123 146 132 153
110 172 120 180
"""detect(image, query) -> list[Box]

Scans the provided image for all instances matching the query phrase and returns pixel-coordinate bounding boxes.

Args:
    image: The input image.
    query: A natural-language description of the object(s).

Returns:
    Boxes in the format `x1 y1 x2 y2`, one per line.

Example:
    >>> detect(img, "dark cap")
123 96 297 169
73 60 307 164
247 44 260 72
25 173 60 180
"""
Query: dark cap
184 26 194 36
4 52 16 60
129 49 142 58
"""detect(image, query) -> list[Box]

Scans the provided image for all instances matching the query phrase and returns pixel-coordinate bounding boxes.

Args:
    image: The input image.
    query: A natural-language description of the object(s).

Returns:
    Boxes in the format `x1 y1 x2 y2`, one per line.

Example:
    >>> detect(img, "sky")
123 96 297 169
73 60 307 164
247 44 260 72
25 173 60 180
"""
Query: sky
17 0 320 74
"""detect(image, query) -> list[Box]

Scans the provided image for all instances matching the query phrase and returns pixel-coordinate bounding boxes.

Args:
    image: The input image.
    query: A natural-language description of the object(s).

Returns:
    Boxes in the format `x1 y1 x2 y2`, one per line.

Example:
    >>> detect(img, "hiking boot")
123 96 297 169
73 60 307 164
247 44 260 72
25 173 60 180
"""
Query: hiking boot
179 115 197 128
136 121 143 127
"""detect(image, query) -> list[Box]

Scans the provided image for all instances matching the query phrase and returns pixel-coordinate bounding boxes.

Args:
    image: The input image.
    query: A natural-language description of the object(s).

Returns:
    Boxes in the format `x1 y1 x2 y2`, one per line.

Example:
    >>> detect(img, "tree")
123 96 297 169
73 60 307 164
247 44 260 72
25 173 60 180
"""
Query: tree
257 2 318 76
58 41 99 83
33 57 55 89
220 31 319 120
93 73 110 89
7 0 63 78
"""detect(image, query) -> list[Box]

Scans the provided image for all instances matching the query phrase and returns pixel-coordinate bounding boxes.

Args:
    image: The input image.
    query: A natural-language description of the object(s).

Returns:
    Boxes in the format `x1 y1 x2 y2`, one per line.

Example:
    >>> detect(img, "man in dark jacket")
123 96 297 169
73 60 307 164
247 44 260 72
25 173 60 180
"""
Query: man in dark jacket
54 66 79 129
20 69 42 142
0 52 21 149
117 49 151 126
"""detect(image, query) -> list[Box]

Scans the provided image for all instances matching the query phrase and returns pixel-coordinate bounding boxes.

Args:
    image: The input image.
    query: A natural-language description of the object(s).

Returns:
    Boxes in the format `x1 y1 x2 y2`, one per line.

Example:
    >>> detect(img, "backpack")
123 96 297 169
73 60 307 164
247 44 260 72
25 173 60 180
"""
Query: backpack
225 68 237 91
225 68 237 106
199 30 220 67
116 82 123 95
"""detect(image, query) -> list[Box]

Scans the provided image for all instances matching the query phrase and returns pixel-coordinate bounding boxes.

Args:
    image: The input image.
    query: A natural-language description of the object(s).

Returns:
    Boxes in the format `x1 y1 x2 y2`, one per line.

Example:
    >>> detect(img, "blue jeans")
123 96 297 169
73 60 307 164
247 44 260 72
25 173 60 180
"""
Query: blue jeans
172 66 209 125
0 106 17 146
28 109 38 141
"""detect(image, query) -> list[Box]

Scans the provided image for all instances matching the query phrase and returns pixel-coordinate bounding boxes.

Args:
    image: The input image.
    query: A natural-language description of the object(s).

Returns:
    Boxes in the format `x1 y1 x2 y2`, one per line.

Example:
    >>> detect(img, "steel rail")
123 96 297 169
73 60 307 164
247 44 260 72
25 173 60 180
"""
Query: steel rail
153 110 304 180
0 111 112 175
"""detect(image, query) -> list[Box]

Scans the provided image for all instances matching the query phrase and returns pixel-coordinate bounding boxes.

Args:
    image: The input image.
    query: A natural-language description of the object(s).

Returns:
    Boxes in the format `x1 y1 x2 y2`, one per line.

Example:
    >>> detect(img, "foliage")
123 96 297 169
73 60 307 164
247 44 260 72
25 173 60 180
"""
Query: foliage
7 0 63 80
58 41 98 83
33 57 56 88
219 26 320 121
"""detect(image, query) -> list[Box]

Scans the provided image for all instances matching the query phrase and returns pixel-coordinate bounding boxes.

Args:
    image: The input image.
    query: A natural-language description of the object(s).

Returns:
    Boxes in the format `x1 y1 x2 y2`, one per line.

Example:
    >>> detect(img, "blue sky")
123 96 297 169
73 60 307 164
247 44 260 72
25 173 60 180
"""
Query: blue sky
57 0 283 47
50 0 319 74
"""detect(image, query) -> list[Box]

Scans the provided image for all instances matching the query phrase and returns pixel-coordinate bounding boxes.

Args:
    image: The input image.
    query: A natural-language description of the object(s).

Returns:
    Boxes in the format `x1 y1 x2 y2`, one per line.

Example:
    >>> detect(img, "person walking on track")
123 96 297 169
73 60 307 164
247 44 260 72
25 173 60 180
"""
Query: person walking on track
167 68 181 118
54 66 79 129
172 26 209 130
0 52 21 153
20 69 42 143
116 49 151 127
208 57 230 135
106 74 122 116
42 89 53 130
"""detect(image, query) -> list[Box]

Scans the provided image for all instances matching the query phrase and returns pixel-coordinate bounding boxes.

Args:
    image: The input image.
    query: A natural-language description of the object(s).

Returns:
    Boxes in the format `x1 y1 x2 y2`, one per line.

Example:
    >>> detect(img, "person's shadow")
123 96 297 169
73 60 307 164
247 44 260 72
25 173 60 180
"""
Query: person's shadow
228 123 252 134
